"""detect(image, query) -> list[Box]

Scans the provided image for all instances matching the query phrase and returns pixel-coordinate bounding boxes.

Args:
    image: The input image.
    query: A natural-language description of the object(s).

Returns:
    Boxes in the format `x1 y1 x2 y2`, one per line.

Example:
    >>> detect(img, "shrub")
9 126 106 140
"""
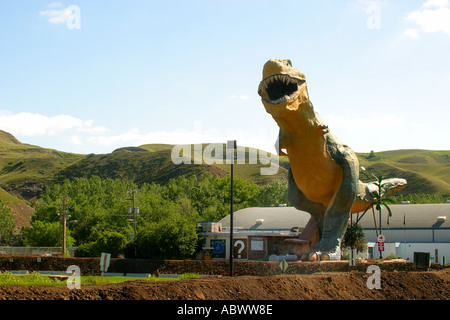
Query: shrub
75 231 128 258
134 214 198 259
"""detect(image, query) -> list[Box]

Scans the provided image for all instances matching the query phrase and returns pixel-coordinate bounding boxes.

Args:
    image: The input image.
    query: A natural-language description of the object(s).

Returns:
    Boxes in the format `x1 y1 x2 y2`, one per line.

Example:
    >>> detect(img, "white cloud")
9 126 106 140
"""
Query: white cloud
0 112 278 154
87 122 279 154
69 135 83 146
0 111 105 137
423 0 449 8
88 127 225 148
404 0 450 36
403 28 419 39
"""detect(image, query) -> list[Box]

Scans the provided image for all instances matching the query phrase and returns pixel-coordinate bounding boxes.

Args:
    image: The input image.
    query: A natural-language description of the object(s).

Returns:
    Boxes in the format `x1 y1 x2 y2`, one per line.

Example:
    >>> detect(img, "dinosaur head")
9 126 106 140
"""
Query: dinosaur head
258 59 310 118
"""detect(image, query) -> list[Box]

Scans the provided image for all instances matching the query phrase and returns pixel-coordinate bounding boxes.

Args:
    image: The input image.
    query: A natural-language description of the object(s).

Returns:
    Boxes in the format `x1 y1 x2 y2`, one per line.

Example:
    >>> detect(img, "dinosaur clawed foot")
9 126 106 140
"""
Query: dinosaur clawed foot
299 249 338 262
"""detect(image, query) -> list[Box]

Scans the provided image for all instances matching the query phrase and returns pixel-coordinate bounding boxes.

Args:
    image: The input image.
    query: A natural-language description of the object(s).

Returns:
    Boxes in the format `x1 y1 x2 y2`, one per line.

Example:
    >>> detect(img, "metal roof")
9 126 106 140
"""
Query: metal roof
220 204 449 231
357 203 449 229
220 207 310 231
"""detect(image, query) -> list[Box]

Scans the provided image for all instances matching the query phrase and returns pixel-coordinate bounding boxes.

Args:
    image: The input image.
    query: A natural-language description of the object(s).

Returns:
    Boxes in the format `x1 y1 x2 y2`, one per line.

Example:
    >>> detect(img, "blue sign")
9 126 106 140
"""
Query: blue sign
213 241 224 254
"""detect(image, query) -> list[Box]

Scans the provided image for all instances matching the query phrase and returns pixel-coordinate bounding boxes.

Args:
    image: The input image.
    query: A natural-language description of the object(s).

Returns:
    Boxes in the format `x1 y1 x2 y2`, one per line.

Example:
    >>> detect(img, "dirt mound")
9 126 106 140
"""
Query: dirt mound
6 202 33 229
1 269 449 301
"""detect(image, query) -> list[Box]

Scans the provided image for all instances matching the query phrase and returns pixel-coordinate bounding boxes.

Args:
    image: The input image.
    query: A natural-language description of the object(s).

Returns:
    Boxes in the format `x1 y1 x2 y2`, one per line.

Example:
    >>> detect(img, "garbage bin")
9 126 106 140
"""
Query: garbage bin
413 252 430 270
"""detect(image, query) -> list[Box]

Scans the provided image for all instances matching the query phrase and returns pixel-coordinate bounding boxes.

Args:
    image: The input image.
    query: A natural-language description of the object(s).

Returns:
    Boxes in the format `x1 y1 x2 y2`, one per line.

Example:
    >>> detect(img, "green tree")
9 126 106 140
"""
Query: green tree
134 212 198 259
367 150 376 160
0 202 15 245
343 222 367 253
370 174 396 239
164 173 259 221
22 221 75 247
252 181 288 207
34 176 137 245
28 174 294 259
75 230 128 258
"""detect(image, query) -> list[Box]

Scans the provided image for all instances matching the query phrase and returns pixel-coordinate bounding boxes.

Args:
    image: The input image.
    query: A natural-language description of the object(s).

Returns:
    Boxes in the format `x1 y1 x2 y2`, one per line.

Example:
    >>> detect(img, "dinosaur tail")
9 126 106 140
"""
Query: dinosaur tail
352 178 407 213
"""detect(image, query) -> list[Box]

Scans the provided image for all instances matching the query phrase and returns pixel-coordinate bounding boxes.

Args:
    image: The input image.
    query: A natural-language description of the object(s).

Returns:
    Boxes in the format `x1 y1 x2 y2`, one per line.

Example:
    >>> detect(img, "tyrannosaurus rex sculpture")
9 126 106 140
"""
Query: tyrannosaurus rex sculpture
258 59 407 261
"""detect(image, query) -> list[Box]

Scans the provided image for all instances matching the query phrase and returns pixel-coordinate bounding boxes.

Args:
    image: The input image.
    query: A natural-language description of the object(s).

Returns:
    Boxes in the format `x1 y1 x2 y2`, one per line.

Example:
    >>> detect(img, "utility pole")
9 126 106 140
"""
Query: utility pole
127 189 139 257
57 197 71 256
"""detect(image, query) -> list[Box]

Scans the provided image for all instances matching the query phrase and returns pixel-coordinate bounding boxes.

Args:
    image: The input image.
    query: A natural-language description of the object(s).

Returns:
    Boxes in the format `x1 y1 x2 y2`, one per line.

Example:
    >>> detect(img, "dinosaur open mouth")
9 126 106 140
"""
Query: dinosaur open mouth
259 74 305 105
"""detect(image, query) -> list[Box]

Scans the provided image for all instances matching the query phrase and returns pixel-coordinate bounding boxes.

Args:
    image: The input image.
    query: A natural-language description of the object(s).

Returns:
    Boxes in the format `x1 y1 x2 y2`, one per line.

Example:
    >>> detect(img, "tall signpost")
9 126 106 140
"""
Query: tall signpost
377 234 385 259
227 140 236 277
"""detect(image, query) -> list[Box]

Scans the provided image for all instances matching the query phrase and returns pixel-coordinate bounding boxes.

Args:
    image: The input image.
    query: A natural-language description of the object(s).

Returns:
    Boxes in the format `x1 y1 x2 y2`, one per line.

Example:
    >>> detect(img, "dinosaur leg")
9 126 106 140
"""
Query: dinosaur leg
287 166 327 260
309 150 358 261
287 166 326 226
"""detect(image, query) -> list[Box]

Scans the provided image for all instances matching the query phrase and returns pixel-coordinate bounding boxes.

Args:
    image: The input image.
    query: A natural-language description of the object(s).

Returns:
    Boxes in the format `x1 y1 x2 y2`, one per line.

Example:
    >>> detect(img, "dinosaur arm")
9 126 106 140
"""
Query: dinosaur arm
275 129 288 156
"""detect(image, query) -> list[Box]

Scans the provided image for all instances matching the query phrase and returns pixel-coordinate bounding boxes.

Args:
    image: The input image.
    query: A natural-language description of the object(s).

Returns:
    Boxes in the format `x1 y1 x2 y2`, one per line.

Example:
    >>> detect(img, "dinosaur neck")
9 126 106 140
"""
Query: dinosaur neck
276 100 323 147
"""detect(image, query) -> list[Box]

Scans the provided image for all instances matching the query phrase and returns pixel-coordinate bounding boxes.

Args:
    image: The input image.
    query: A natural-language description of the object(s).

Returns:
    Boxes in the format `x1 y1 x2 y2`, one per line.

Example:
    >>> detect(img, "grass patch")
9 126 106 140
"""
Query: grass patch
0 271 201 287
0 272 66 287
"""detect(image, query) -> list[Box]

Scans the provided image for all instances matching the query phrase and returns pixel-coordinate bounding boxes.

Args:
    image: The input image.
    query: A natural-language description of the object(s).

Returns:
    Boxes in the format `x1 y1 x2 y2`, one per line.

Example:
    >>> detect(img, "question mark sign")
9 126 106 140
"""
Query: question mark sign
234 240 245 258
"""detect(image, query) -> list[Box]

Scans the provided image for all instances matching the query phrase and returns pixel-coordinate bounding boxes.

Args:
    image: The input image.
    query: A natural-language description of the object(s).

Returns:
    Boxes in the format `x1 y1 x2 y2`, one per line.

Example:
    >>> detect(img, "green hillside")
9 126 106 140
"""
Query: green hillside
0 130 448 201
57 143 289 186
0 130 84 188
358 149 450 196
0 185 20 204
0 186 33 229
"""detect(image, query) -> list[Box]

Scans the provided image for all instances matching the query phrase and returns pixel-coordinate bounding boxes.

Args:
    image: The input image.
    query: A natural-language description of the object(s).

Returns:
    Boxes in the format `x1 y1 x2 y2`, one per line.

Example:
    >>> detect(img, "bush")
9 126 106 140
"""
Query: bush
343 223 367 253
134 214 198 259
22 221 75 248
75 231 128 258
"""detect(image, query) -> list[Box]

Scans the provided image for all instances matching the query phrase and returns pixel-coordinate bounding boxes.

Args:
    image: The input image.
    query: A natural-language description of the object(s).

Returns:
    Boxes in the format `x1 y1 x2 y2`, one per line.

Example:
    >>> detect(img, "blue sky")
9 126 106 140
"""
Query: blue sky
1 0 449 154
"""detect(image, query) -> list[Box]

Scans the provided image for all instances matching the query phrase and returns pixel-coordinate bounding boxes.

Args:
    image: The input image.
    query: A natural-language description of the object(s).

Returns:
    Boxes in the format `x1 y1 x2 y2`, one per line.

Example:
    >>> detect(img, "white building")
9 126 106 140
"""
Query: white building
198 203 449 263
356 203 449 262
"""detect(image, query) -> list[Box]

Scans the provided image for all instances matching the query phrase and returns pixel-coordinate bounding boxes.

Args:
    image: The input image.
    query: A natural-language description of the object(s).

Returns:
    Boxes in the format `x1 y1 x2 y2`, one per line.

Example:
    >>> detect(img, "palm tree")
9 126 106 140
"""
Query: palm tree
357 167 396 258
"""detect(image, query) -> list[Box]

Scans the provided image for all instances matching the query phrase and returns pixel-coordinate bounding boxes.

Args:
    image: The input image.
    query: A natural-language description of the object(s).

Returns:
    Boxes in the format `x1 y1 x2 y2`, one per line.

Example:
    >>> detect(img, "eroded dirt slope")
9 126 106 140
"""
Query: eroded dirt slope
0 269 449 300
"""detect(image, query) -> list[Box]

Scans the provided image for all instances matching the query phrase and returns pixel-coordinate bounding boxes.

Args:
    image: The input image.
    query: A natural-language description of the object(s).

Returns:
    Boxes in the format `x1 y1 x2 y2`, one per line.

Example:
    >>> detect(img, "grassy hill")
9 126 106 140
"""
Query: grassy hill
0 131 448 203
57 143 289 186
358 149 450 196
0 130 84 188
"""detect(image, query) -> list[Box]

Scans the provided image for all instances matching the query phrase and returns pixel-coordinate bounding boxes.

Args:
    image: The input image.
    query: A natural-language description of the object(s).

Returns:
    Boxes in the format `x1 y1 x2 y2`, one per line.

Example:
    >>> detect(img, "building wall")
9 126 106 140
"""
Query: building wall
203 234 297 261
364 242 449 263
207 236 249 260
433 229 450 242
397 243 450 264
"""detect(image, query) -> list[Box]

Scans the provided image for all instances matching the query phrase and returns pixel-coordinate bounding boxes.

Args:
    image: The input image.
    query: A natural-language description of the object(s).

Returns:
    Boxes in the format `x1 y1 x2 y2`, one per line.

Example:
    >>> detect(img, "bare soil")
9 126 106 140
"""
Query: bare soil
1 268 449 301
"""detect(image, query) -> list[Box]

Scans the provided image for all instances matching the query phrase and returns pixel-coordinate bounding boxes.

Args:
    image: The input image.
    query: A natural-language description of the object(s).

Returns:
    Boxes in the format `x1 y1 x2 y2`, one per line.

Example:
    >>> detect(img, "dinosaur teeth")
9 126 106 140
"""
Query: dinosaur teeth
262 74 303 86
259 74 304 105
